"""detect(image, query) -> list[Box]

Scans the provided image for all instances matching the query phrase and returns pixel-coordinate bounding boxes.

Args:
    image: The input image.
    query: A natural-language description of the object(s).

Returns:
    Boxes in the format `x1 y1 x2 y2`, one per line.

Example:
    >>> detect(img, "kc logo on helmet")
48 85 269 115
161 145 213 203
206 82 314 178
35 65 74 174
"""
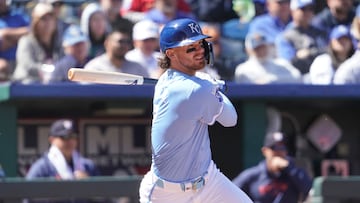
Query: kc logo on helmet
188 23 201 34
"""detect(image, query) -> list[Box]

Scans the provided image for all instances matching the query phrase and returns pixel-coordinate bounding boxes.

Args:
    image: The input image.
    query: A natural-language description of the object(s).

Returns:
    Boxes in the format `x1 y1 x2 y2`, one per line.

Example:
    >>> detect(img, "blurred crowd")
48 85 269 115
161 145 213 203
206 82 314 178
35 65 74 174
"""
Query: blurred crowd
1 0 360 84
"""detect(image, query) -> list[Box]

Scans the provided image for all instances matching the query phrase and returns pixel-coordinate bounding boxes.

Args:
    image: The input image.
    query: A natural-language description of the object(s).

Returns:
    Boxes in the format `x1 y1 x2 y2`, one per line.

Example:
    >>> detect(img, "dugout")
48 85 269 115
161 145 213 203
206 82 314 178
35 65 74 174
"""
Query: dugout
1 83 360 181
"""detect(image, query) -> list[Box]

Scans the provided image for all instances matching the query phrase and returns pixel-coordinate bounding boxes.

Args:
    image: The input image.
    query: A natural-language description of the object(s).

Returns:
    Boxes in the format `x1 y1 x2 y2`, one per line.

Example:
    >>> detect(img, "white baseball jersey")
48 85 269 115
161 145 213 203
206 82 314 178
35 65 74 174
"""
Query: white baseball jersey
139 68 252 203
151 69 226 181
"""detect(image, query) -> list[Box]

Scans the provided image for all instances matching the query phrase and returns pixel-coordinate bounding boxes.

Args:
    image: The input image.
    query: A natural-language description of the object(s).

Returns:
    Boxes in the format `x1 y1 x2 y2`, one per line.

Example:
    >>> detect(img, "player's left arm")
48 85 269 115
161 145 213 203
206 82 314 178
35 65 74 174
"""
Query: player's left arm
216 91 237 127
195 72 237 127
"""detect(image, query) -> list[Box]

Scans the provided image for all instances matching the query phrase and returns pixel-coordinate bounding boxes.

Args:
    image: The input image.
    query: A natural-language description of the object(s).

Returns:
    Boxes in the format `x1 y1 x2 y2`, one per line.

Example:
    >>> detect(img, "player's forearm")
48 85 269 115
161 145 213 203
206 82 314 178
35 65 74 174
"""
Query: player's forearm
216 92 237 127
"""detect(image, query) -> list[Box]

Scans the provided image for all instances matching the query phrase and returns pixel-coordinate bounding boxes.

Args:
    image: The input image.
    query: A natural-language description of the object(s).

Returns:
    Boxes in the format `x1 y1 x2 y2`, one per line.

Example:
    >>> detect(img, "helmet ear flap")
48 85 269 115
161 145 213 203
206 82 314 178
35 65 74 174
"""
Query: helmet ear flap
202 40 214 66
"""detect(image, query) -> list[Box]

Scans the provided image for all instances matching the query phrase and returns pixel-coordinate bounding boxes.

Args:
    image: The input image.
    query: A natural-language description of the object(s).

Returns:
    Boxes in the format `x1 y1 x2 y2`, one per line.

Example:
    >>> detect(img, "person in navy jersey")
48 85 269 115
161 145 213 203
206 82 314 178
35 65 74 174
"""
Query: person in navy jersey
25 119 100 203
26 119 99 179
233 132 313 203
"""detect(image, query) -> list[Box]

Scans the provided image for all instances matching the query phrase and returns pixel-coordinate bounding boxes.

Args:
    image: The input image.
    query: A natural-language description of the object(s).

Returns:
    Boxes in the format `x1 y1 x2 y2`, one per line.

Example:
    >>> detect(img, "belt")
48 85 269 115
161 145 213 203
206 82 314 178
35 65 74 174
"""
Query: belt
154 175 206 192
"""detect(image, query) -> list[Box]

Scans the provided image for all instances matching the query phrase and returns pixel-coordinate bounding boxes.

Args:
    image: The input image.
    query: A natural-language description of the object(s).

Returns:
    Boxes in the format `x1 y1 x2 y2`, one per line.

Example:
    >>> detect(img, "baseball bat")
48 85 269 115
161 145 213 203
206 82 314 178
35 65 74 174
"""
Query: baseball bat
68 68 158 85
68 68 228 92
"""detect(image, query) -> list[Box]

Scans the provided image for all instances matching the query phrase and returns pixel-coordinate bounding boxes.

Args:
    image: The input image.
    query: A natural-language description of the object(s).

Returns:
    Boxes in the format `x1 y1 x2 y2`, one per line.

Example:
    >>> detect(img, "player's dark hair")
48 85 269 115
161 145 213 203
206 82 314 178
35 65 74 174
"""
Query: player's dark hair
158 54 171 69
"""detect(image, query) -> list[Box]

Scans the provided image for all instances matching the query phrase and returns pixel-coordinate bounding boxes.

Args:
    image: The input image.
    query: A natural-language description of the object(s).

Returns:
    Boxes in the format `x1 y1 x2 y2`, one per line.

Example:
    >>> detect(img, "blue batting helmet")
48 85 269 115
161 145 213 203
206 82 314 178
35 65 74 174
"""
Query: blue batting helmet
159 18 210 53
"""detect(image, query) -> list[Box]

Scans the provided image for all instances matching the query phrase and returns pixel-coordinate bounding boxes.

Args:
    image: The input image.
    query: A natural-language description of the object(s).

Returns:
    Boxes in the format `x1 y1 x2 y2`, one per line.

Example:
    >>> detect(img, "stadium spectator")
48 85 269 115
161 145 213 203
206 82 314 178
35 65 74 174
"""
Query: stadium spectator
253 0 267 17
248 0 292 45
122 0 191 23
0 58 10 82
309 25 355 84
125 19 162 78
49 24 90 83
84 28 149 77
25 118 100 203
41 0 70 44
333 34 360 84
232 132 313 203
12 2 63 84
0 0 30 73
144 0 195 27
0 163 5 178
219 10 250 81
312 0 355 34
186 0 239 24
350 4 360 47
98 0 134 34
234 32 302 84
275 0 328 74
80 2 109 60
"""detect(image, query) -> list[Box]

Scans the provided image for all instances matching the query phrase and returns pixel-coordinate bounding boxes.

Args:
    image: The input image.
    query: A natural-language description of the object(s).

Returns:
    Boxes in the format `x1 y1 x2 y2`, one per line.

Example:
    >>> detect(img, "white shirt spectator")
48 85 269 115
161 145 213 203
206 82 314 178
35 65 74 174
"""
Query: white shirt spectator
333 50 360 84
235 57 302 84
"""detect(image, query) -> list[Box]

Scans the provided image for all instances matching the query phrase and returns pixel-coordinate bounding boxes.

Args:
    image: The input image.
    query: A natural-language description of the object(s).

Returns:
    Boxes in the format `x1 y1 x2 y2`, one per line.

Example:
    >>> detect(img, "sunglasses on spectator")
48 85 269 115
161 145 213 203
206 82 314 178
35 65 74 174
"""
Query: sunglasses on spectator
52 2 63 7
116 39 132 45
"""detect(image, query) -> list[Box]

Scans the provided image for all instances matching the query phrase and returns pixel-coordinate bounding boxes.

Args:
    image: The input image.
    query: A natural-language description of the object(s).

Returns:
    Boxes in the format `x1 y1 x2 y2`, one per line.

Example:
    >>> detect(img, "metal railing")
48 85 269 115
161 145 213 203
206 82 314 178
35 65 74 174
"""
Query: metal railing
0 176 142 203
308 176 360 203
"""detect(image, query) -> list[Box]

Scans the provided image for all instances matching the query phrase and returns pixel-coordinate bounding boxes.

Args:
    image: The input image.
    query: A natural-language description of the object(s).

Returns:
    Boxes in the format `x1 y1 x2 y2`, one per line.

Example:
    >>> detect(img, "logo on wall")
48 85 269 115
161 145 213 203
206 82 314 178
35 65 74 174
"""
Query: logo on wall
17 118 152 177
79 119 152 176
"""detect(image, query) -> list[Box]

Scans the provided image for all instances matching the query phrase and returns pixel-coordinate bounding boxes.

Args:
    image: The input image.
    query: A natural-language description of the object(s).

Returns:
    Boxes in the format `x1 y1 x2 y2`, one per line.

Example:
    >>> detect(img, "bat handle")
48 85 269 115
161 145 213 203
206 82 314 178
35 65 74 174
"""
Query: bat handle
144 78 158 85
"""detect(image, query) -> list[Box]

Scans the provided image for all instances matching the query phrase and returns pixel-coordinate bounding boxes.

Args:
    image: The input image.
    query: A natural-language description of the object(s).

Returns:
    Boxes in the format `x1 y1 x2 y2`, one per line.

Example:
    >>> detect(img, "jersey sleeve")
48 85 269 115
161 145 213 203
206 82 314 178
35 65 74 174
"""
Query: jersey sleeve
215 91 237 127
191 79 236 126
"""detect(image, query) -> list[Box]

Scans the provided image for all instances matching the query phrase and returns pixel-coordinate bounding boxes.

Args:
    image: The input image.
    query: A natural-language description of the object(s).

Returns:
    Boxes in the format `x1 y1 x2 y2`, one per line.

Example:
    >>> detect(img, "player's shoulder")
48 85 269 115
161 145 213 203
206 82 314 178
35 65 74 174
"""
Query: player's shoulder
159 70 207 96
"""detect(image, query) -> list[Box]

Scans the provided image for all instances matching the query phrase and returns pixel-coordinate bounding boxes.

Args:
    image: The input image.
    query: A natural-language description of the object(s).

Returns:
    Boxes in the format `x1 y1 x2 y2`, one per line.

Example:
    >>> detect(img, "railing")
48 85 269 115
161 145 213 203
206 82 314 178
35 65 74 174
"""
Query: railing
0 176 143 203
309 176 360 203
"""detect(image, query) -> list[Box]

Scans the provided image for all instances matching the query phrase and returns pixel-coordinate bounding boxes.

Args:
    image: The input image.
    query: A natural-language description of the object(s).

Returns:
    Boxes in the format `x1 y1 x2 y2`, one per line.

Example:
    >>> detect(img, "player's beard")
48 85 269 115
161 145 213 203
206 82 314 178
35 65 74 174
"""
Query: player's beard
179 58 206 72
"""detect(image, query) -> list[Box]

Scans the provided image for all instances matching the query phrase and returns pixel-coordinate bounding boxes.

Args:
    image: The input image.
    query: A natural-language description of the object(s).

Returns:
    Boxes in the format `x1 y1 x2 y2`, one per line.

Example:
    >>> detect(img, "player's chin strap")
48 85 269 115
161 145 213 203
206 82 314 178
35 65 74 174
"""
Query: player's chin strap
203 40 214 66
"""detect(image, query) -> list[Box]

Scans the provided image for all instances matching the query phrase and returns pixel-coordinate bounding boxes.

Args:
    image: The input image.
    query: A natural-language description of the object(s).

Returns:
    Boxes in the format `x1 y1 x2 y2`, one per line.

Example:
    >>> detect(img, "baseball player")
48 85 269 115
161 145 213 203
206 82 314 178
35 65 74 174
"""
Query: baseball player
139 18 253 203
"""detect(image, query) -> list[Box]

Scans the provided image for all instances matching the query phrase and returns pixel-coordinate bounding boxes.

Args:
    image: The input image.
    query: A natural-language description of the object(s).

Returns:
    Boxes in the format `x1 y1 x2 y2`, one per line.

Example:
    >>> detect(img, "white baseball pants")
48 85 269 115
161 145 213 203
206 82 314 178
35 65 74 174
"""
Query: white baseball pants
139 160 253 203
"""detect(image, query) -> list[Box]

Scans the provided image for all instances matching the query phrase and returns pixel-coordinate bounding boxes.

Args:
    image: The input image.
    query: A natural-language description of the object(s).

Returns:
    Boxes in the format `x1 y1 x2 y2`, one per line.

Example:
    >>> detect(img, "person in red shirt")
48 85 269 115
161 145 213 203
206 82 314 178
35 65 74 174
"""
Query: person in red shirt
128 0 190 13
122 0 191 22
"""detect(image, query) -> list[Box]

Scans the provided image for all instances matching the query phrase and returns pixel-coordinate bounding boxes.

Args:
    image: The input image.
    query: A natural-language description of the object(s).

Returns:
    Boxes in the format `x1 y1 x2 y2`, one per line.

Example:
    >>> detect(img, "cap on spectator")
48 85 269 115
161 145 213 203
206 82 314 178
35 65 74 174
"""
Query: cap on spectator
253 0 266 4
270 0 290 2
50 119 77 138
32 3 54 20
133 20 159 41
62 24 88 47
263 132 287 150
290 0 313 10
330 25 351 40
40 0 63 4
245 32 268 50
